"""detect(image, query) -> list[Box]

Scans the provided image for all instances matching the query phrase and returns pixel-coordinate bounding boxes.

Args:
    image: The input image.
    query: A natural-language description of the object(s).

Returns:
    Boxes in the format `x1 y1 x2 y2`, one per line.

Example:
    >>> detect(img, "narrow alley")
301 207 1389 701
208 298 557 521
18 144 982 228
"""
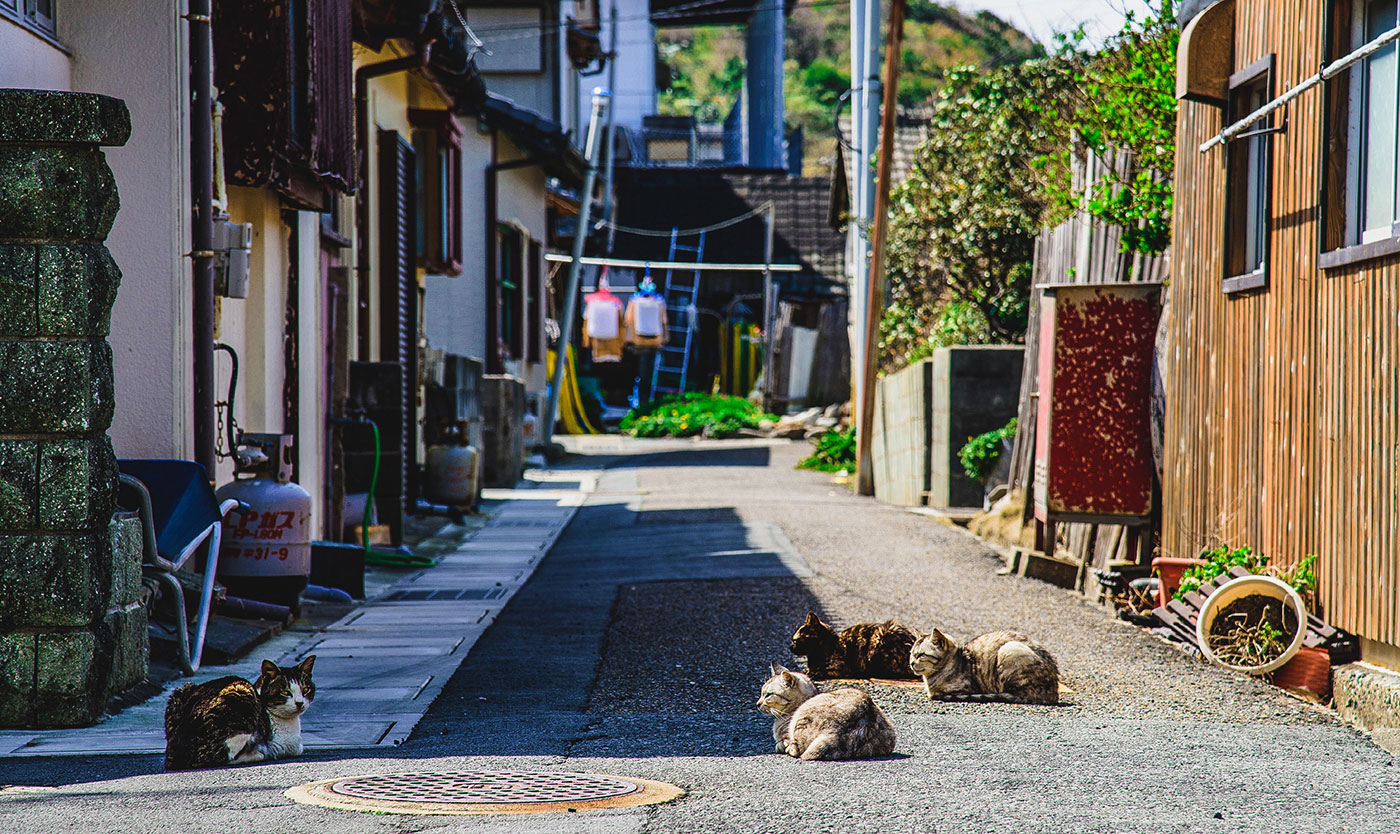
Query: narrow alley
1 439 1395 833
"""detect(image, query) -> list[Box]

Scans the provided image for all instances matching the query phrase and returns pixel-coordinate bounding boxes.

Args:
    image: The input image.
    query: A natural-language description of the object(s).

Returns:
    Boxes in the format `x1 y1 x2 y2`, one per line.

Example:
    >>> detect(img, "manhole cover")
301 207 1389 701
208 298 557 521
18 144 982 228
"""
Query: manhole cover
287 770 684 816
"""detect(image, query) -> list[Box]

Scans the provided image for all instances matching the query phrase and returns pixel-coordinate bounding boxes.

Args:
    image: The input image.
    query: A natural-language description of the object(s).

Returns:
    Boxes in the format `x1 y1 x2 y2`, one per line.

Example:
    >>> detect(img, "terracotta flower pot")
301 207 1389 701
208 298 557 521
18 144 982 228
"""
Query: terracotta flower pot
1150 556 1206 608
1273 645 1332 701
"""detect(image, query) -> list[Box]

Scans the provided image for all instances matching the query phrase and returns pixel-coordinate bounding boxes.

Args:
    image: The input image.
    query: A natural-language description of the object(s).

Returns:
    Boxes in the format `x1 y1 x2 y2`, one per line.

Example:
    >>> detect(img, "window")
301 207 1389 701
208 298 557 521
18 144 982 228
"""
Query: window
1 0 57 38
1223 55 1274 293
1322 0 1400 263
497 224 525 360
410 110 463 276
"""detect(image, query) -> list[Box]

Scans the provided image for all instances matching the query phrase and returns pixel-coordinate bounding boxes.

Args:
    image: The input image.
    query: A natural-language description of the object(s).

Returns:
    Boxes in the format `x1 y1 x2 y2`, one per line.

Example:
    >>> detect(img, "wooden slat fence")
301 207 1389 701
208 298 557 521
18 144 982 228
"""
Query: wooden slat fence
1007 149 1170 582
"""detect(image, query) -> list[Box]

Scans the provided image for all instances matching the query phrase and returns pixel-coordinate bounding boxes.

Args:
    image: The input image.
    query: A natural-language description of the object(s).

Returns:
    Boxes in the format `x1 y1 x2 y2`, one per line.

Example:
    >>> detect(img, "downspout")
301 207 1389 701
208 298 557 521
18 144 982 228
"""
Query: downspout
354 48 431 361
484 138 542 375
188 0 216 477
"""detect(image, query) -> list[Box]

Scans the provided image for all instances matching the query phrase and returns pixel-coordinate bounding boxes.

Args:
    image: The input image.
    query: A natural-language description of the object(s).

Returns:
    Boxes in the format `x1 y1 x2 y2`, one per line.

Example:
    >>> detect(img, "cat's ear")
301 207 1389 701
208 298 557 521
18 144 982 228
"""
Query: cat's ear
781 671 796 685
298 655 316 675
804 612 819 625
769 661 789 677
260 659 279 677
930 629 952 647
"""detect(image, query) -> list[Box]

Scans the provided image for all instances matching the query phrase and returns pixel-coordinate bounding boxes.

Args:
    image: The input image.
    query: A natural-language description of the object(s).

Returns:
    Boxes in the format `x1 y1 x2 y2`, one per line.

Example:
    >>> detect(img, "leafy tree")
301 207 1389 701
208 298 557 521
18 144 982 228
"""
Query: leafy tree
884 59 1076 357
1037 8 1179 255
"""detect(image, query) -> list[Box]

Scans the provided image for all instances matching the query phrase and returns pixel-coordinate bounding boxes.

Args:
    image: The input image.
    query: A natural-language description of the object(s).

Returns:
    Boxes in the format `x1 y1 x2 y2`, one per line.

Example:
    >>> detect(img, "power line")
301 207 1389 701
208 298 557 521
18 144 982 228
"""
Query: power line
600 202 772 237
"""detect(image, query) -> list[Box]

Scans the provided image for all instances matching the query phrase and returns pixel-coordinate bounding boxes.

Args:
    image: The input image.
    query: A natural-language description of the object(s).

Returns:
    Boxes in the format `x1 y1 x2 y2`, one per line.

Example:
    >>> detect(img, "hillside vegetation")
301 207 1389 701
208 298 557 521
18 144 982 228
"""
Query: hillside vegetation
656 0 1042 175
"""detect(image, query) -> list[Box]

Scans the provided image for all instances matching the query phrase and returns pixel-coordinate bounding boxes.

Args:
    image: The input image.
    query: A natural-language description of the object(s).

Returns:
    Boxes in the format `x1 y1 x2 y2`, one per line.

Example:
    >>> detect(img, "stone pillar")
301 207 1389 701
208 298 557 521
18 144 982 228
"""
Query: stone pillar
479 374 525 489
0 90 147 727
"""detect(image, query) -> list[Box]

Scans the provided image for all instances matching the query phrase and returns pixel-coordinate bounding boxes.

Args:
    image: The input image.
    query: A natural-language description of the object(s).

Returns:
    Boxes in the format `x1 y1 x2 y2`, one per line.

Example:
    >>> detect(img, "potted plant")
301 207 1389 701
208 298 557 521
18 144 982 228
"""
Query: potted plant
1195 574 1307 675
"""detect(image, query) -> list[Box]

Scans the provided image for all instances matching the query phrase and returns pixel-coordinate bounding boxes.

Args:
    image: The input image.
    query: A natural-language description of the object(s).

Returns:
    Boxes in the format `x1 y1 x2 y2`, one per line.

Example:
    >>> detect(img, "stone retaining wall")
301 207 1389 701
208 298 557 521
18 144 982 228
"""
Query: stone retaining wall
0 90 147 727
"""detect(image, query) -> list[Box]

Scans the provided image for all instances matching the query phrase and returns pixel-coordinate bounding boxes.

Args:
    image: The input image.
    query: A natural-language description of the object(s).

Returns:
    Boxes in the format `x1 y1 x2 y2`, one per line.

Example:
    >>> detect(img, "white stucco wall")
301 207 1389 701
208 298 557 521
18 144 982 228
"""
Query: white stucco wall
62 2 190 461
0 18 70 89
424 117 492 363
572 0 656 137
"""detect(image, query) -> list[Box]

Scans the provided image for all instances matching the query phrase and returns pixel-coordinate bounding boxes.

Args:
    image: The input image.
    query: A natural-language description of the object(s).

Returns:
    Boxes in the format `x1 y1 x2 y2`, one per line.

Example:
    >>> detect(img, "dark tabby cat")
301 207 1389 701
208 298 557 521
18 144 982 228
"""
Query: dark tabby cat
757 662 897 760
909 629 1059 705
789 612 918 680
164 656 316 771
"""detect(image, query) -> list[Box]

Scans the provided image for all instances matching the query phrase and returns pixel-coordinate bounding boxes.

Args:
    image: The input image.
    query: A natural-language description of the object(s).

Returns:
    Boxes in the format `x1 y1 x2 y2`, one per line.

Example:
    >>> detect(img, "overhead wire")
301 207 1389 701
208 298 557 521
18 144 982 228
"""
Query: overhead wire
599 202 773 237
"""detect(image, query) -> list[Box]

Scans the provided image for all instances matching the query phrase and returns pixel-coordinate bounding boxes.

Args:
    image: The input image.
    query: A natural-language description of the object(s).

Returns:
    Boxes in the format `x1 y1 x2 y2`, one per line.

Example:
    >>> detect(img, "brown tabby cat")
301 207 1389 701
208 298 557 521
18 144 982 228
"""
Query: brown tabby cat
909 629 1059 705
163 656 316 771
757 663 897 760
789 612 918 680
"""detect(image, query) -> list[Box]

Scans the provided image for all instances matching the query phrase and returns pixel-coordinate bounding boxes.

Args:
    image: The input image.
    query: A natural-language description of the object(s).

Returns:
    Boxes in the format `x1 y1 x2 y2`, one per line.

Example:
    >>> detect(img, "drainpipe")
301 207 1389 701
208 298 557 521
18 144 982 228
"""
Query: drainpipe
354 48 431 360
484 142 543 375
188 0 216 478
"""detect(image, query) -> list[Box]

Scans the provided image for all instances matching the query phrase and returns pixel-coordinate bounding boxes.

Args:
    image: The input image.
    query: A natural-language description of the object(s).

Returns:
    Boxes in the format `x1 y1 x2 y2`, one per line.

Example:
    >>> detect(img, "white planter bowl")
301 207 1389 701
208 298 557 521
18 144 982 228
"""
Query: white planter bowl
1196 574 1307 675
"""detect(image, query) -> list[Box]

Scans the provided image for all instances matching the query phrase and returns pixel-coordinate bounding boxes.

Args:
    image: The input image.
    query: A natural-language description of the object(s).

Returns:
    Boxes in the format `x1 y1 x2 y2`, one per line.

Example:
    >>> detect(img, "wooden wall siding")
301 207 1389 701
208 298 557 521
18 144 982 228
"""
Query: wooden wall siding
1006 149 1168 576
1164 1 1400 645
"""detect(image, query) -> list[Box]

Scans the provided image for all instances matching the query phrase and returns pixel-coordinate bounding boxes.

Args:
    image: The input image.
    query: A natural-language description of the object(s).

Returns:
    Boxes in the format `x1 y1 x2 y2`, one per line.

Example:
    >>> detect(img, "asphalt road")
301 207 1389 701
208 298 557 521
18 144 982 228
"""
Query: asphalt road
2 438 1397 833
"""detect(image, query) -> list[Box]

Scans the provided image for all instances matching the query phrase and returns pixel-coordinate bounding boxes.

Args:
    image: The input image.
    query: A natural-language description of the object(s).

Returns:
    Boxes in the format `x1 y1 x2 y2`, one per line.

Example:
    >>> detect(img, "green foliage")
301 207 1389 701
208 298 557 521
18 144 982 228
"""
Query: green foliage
957 418 1018 482
656 2 1040 176
886 59 1076 345
879 298 991 373
1174 547 1319 602
1037 8 1180 255
798 427 856 472
1176 546 1269 600
620 394 776 439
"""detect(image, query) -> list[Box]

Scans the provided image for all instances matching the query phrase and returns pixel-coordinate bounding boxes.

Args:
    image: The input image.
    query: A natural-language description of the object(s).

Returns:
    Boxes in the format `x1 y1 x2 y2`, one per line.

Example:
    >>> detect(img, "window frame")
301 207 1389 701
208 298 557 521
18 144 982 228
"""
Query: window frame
1 0 62 46
1222 54 1276 294
409 109 463 277
1320 0 1400 268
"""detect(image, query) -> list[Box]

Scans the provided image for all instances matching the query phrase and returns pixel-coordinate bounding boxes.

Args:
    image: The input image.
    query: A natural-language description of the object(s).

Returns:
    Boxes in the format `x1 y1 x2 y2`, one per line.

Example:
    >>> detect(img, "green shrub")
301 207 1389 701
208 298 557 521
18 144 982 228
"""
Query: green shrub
620 393 775 439
1174 547 1318 602
798 427 856 472
957 418 1018 482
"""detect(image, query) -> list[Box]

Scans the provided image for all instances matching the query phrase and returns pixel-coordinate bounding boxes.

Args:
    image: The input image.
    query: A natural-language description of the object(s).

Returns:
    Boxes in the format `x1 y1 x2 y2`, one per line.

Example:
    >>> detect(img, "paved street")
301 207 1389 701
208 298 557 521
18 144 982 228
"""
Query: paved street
2 438 1398 833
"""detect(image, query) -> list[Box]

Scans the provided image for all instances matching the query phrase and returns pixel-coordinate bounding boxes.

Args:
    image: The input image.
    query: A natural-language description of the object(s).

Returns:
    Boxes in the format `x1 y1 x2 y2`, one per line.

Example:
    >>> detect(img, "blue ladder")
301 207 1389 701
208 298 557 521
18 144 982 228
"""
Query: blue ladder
650 228 705 397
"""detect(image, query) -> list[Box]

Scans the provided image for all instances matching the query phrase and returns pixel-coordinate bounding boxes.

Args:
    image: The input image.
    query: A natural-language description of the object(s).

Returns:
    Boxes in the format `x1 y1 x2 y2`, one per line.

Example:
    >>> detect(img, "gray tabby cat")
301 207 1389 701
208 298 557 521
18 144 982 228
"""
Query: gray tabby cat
909 629 1059 705
756 662 897 760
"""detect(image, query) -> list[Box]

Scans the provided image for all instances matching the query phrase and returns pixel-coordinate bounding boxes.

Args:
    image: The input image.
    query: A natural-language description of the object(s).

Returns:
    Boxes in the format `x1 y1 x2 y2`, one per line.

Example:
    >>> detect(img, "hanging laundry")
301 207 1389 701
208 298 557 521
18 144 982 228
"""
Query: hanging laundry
582 274 625 362
625 275 668 349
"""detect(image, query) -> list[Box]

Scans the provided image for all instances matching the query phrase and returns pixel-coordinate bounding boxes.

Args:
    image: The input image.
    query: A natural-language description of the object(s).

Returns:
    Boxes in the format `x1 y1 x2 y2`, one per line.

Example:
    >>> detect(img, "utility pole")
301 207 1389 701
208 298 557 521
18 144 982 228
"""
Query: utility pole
541 89 610 450
761 203 776 412
855 0 905 496
849 0 881 453
601 0 620 252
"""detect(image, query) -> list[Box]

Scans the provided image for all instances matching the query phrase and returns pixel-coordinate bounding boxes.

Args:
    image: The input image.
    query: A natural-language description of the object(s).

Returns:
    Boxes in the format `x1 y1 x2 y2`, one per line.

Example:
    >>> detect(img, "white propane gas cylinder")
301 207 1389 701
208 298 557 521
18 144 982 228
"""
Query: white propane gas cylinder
424 439 481 508
214 477 313 608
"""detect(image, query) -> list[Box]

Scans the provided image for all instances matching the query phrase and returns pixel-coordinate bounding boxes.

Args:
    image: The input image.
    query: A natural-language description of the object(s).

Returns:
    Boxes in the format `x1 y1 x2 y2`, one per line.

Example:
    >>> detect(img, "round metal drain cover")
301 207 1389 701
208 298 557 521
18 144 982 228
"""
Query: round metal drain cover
330 770 639 804
287 769 685 816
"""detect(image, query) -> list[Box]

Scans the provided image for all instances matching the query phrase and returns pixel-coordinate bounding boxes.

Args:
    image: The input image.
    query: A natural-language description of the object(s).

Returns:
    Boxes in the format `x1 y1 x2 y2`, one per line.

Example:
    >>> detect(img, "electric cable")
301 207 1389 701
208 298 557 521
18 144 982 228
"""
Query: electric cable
599 202 772 237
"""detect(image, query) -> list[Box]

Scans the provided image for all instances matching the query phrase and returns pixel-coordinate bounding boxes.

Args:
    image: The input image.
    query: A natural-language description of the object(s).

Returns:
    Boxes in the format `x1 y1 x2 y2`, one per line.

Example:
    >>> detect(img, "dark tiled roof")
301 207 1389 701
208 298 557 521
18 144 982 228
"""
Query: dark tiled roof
460 94 588 184
612 168 847 295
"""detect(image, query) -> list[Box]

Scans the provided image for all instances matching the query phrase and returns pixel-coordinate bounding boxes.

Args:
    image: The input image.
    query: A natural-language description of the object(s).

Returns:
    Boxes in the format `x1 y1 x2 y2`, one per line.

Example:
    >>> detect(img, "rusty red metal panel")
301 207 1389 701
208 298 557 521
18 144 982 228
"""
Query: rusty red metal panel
1034 283 1163 522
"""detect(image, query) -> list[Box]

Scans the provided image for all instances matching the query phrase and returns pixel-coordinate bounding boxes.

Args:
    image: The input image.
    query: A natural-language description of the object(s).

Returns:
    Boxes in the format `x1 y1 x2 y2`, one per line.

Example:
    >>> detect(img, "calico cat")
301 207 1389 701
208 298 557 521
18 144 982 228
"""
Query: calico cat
163 656 316 771
909 629 1059 705
756 662 897 760
789 612 918 680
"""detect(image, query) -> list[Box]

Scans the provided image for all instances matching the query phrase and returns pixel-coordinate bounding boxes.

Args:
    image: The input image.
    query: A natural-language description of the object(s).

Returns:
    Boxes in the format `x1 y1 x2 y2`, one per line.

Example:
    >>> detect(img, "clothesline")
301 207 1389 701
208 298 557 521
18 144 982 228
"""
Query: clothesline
597 202 773 238
544 253 801 272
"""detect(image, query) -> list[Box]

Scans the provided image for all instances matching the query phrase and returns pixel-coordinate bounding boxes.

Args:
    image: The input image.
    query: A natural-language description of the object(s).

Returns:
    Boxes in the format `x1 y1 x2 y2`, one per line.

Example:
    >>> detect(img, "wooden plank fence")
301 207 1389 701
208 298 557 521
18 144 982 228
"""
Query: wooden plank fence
1006 149 1170 585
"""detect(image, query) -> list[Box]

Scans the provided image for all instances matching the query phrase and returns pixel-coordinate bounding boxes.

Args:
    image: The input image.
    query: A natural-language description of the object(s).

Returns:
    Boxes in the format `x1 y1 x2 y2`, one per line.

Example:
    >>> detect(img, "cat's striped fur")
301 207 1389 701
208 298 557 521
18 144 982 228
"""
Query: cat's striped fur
757 663 897 761
909 629 1059 705
788 612 918 680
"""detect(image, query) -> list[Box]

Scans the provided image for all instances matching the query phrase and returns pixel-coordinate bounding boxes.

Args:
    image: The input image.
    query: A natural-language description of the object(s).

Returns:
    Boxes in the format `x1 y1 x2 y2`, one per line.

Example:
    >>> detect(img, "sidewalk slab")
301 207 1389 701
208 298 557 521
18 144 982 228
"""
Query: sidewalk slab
0 467 595 757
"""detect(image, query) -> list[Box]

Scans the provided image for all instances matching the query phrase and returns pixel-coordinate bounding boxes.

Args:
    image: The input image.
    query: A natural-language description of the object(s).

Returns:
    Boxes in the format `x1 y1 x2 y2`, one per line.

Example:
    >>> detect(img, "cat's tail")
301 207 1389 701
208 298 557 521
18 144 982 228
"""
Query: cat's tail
939 692 1026 704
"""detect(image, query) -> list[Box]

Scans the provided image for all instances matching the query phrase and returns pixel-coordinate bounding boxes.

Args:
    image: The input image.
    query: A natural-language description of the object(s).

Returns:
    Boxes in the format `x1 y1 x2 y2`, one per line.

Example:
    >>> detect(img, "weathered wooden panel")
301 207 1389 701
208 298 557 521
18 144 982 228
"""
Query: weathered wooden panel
1165 1 1400 646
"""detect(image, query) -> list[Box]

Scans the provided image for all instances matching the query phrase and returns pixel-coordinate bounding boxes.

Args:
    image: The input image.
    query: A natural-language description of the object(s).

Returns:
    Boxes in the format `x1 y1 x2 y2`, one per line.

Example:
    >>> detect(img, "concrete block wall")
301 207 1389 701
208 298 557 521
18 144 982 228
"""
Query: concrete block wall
0 91 147 727
929 346 1025 510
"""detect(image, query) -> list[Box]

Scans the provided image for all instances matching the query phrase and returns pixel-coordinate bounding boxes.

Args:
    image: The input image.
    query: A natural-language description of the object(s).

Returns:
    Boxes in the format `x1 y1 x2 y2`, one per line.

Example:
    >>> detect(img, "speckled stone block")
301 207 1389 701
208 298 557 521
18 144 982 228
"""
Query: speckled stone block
0 244 37 336
0 146 121 242
0 439 37 531
0 632 36 726
34 628 111 727
108 513 143 609
0 339 114 434
104 602 148 698
1334 662 1400 751
37 245 122 337
0 90 131 147
0 533 106 629
38 436 117 532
